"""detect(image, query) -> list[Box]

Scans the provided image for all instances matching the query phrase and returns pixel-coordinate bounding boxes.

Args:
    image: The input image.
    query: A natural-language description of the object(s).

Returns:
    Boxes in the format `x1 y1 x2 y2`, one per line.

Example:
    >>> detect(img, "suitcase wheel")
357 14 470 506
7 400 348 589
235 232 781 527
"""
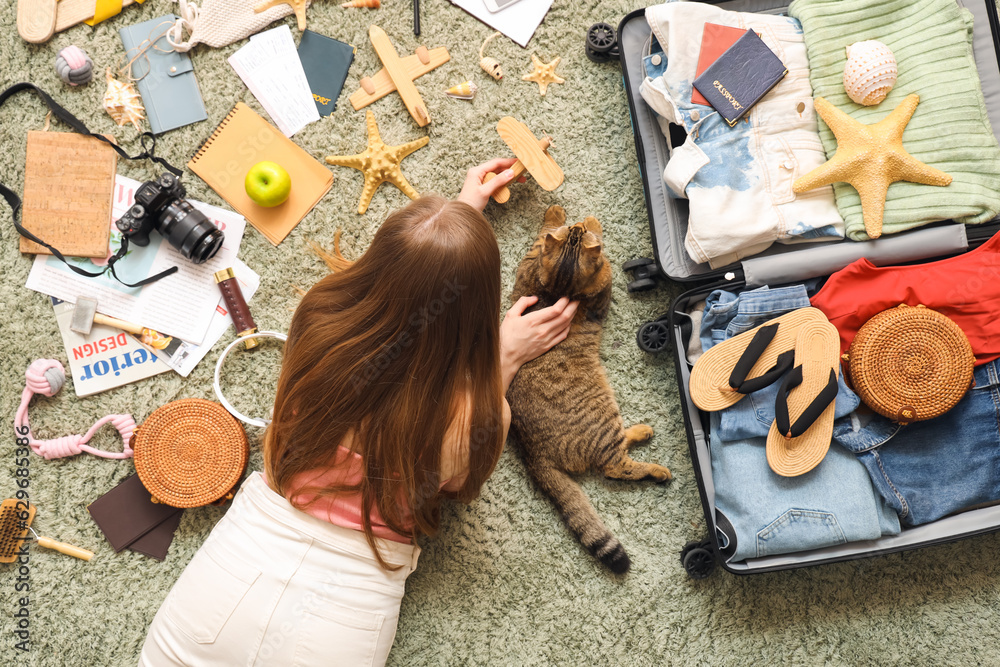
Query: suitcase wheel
680 538 716 579
622 257 655 272
623 257 659 293
627 278 658 293
637 320 670 353
586 23 620 63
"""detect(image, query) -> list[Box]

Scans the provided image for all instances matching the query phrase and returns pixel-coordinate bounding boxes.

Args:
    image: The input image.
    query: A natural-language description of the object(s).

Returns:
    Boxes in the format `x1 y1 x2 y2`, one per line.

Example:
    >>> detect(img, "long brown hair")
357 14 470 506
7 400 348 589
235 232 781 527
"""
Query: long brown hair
264 196 505 567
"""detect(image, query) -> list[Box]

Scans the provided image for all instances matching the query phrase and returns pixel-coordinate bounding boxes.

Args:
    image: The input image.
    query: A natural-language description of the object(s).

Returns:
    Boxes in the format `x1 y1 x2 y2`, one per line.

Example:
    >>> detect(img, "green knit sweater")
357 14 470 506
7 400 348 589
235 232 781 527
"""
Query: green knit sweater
788 0 1000 241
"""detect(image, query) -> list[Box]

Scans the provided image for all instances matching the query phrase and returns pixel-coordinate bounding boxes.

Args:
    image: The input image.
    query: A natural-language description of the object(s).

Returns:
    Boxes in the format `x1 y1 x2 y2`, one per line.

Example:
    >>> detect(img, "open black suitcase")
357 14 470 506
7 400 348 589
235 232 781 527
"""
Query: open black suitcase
606 0 1000 576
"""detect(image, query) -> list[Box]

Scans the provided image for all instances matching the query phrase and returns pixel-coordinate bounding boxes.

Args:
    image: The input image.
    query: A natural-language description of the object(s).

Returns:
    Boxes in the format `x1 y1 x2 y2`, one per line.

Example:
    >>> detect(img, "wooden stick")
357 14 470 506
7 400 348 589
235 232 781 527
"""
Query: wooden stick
93 313 144 335
37 536 94 561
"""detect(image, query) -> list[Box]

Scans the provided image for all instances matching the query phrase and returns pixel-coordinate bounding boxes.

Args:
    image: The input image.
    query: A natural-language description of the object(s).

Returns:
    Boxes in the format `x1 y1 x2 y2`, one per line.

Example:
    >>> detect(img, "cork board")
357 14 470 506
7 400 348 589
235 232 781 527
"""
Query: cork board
19 131 117 257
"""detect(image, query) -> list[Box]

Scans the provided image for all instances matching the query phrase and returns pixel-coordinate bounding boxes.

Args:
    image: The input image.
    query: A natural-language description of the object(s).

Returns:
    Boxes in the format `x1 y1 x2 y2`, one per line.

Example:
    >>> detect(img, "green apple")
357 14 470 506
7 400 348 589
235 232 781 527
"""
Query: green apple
245 161 291 207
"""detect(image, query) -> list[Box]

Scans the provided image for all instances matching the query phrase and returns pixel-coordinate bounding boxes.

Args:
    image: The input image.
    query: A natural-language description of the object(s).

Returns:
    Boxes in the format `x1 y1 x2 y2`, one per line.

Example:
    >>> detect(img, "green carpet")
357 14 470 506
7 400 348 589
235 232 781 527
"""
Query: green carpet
2 1 1000 665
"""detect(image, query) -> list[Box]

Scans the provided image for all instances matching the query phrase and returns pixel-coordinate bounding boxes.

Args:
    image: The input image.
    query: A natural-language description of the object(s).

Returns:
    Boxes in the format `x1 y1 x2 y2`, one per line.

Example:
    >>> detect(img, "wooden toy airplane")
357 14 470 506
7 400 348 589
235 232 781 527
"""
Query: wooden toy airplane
483 117 564 204
349 25 450 128
18 0 143 43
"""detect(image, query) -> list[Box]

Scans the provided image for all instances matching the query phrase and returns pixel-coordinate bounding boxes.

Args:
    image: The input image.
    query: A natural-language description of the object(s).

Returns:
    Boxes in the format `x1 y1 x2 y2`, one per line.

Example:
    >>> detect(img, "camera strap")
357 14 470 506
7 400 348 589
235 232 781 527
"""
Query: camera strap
0 83 183 287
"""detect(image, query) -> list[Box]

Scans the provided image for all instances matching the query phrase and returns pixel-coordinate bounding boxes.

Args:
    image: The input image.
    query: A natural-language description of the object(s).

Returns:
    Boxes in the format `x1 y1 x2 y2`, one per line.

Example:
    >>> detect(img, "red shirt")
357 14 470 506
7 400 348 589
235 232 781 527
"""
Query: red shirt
809 230 1000 364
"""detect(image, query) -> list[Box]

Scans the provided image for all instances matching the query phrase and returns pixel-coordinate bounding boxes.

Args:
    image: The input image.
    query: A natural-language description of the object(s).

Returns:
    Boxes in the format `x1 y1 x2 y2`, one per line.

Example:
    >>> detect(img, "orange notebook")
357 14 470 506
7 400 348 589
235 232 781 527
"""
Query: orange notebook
691 24 750 106
188 103 333 245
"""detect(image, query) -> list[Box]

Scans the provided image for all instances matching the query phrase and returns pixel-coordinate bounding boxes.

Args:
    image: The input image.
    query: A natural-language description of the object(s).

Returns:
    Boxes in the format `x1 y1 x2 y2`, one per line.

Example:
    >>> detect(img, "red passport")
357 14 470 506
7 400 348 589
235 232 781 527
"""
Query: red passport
691 23 749 106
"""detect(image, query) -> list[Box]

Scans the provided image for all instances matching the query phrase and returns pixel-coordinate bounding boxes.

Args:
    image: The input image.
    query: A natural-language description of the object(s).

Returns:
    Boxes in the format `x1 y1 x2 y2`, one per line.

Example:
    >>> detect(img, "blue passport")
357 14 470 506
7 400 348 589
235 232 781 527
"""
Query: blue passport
693 29 787 127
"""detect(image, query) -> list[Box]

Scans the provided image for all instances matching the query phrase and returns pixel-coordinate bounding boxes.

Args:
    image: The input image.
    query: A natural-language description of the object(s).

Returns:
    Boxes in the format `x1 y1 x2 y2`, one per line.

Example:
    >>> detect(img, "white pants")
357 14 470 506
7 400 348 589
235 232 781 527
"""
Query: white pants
140 472 420 667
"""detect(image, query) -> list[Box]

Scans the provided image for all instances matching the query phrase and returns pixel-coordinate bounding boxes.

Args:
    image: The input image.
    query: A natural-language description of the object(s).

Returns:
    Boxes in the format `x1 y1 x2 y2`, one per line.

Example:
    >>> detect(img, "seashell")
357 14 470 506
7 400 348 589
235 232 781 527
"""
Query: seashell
55 46 93 86
843 40 897 106
103 69 145 131
479 31 503 81
341 0 379 7
445 81 478 100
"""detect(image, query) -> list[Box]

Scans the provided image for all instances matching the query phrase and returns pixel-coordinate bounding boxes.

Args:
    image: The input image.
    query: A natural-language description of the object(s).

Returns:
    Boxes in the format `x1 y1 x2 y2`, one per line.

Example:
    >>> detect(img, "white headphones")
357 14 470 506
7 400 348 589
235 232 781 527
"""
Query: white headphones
213 331 287 427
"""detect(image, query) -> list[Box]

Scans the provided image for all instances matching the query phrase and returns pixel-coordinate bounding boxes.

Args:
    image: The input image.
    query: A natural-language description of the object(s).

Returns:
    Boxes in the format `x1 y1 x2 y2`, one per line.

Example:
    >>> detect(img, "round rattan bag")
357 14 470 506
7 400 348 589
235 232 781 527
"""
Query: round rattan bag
132 399 248 508
844 304 974 424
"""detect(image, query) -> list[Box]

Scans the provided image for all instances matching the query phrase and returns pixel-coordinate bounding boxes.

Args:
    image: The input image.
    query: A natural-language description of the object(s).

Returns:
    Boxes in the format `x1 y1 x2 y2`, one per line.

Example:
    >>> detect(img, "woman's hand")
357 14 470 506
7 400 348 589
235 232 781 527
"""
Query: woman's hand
457 158 526 212
500 296 579 390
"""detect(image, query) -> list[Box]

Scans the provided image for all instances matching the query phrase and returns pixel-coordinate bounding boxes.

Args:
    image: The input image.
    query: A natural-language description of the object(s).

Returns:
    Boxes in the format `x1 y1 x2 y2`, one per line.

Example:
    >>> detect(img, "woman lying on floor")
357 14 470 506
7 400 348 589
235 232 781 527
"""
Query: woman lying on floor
139 158 578 667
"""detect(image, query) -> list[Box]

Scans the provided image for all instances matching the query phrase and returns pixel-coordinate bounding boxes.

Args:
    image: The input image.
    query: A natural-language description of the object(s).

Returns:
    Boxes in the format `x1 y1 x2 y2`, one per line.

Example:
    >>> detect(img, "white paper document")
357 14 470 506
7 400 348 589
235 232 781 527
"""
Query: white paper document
26 175 247 346
448 0 554 48
229 25 320 137
142 258 261 377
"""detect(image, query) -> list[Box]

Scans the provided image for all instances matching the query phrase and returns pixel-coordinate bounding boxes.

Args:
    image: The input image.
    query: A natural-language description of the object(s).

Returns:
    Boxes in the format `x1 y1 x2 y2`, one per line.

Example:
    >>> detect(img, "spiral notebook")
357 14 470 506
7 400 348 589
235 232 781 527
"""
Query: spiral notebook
188 103 333 245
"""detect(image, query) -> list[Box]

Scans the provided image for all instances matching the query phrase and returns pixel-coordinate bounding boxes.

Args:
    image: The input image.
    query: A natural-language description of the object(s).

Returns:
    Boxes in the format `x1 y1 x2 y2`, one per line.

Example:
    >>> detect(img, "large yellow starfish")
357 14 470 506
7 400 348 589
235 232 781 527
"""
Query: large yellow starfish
793 94 952 239
254 0 309 31
325 110 428 214
522 55 565 96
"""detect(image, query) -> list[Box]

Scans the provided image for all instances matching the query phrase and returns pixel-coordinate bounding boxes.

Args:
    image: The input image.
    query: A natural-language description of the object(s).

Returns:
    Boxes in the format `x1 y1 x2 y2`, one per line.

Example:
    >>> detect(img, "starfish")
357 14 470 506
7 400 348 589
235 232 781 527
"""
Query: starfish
325 110 428 214
522 54 565 96
793 94 952 239
254 0 309 31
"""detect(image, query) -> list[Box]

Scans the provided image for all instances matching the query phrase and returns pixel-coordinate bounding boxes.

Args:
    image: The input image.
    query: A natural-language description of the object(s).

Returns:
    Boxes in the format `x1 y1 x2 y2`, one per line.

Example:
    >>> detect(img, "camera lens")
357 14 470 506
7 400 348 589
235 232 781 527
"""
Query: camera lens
157 199 225 264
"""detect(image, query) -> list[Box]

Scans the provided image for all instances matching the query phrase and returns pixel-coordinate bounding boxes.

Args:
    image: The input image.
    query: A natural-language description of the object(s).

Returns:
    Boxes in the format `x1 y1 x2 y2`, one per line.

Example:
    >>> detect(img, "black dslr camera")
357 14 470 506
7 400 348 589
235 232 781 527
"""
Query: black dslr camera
116 172 225 265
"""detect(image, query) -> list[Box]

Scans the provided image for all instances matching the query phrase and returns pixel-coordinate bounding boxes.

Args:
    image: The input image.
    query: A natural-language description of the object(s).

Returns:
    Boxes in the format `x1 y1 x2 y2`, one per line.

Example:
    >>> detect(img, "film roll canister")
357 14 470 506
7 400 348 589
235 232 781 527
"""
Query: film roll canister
214 267 259 349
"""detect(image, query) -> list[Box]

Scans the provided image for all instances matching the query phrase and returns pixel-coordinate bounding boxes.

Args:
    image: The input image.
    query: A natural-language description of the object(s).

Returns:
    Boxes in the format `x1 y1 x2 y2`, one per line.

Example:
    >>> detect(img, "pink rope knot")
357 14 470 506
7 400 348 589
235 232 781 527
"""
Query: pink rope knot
61 46 87 70
15 359 136 461
34 434 86 460
78 414 137 459
25 359 64 396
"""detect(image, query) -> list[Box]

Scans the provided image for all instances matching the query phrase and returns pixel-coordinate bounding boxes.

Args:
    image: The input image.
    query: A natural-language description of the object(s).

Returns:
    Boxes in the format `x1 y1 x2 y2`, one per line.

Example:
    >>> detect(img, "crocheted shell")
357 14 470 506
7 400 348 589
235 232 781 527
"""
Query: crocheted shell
55 46 93 86
843 40 897 106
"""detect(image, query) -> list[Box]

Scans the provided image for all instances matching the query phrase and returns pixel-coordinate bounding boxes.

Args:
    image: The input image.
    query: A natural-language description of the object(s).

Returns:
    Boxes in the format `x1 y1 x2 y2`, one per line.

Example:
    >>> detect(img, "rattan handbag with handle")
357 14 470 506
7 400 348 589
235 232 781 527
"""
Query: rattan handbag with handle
844 304 974 424
131 398 249 508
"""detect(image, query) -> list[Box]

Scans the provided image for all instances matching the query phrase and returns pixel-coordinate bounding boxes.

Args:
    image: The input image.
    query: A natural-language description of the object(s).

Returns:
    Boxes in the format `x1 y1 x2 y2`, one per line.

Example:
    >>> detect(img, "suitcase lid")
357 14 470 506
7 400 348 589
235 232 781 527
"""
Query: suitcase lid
618 0 1000 285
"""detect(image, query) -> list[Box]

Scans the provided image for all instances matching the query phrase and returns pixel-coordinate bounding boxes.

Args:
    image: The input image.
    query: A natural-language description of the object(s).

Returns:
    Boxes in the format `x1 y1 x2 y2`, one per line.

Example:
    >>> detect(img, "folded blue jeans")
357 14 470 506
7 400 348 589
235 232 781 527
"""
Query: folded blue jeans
702 286 901 562
833 361 1000 526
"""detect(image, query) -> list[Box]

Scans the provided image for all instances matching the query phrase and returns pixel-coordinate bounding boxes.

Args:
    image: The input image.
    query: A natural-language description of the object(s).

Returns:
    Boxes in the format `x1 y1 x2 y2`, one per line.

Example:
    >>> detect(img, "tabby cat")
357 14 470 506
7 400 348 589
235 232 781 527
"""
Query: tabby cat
506 206 672 574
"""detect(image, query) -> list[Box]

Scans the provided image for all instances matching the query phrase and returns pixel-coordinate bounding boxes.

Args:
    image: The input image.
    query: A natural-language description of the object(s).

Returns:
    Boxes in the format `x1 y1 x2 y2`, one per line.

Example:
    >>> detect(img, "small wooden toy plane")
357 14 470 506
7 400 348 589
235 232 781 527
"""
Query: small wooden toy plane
349 25 451 128
18 0 143 43
483 117 564 204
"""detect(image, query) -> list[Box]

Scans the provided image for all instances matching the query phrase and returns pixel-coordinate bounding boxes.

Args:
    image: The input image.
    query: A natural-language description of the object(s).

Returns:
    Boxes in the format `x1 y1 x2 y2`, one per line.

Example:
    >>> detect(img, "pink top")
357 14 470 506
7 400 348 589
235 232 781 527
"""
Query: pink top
287 446 414 544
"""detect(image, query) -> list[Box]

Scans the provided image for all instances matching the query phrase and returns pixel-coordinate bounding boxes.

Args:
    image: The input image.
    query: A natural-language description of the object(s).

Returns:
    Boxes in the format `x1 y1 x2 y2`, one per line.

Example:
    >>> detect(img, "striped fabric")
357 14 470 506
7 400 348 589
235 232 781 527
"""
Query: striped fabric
788 0 1000 240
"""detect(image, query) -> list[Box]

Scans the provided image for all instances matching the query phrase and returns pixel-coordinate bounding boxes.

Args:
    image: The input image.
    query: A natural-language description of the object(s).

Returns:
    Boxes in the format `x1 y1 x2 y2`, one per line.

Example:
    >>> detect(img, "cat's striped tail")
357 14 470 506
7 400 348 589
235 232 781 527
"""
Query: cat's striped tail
529 464 631 573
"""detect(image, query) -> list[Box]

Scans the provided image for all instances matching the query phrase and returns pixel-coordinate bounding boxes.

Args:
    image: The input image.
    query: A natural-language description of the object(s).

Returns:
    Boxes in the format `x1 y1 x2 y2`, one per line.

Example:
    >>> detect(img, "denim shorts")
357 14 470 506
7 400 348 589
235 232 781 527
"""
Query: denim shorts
702 286 900 562
834 361 1000 526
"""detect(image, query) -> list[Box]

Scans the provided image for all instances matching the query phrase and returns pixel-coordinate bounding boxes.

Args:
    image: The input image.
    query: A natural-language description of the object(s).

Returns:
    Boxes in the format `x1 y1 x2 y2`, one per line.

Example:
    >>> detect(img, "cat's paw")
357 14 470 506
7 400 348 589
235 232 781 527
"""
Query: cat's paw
625 424 654 444
646 464 672 484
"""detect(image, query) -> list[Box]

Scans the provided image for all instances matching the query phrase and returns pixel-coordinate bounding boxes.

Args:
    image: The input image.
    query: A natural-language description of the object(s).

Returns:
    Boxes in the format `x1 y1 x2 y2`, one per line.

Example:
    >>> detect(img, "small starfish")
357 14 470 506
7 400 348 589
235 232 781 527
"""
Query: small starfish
325 110 428 214
254 0 309 31
522 54 565 96
793 94 952 239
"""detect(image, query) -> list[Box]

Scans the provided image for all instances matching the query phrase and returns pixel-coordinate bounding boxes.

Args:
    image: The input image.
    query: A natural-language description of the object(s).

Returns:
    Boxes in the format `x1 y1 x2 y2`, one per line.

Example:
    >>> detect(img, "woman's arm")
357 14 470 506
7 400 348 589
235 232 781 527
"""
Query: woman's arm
499 296 578 392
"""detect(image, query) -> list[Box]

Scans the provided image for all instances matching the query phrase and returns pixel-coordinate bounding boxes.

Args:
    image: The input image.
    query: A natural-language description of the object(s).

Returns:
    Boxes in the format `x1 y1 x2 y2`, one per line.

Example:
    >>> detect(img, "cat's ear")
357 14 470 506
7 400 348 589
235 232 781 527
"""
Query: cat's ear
543 232 562 254
582 216 603 237
542 205 566 232
582 239 603 258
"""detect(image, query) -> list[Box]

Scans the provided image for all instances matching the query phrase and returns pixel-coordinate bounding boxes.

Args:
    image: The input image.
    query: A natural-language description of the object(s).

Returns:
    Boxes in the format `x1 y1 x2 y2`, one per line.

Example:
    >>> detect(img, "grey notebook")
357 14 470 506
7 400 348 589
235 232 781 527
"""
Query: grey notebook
119 15 208 135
